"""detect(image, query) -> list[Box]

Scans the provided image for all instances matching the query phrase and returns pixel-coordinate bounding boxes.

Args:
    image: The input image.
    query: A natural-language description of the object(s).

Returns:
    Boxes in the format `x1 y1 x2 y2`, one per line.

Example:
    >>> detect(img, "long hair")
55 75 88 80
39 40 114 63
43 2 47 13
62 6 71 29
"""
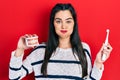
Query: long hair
41 3 88 78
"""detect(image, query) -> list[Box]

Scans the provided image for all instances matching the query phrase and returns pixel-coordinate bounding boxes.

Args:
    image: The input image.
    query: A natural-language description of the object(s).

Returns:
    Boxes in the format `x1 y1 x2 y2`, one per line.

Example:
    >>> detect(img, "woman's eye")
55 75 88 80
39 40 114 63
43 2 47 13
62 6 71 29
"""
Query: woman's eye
66 21 72 23
56 21 61 24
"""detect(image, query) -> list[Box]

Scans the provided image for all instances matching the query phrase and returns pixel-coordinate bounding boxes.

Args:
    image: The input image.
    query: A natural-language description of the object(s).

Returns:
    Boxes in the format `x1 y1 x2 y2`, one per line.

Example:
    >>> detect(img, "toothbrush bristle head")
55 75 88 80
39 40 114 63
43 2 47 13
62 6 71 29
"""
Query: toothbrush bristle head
106 29 110 32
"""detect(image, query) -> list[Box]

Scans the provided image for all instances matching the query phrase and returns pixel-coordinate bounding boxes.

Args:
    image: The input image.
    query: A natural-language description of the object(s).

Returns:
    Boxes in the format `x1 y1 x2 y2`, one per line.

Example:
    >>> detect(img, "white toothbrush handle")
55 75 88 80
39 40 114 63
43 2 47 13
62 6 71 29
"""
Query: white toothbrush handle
102 29 110 61
104 29 109 46
102 54 107 61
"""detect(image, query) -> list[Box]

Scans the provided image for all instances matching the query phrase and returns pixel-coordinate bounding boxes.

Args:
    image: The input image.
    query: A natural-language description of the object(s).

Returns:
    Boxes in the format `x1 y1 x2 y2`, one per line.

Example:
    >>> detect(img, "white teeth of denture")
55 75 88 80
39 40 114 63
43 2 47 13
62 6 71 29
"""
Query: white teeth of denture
102 29 110 61
25 36 39 47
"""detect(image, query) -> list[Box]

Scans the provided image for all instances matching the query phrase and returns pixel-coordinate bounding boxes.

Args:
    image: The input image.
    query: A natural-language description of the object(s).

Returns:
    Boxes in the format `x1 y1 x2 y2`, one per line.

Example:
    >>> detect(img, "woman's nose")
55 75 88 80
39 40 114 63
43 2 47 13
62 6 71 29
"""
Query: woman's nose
61 22 66 29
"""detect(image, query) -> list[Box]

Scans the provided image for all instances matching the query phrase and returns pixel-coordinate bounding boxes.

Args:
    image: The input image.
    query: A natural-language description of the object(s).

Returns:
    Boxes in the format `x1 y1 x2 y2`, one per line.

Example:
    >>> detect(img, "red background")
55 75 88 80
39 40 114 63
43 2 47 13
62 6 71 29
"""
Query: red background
0 0 120 80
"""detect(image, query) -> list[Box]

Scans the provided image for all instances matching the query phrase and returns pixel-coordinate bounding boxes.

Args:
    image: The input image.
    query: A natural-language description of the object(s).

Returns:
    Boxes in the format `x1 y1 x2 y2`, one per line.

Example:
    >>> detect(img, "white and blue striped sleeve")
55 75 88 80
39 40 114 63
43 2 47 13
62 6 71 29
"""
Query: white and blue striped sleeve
82 42 104 80
9 43 46 80
9 50 33 80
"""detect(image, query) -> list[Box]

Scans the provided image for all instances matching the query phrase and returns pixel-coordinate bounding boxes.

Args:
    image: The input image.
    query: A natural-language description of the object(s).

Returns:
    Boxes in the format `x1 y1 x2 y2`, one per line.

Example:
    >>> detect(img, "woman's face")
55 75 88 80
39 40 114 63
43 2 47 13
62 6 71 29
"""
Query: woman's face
54 10 74 39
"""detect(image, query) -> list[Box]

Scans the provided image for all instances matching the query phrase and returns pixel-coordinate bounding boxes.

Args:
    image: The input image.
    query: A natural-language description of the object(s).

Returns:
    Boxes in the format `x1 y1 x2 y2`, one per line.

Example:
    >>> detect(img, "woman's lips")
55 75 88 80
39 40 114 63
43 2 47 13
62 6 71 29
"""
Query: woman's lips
60 30 67 34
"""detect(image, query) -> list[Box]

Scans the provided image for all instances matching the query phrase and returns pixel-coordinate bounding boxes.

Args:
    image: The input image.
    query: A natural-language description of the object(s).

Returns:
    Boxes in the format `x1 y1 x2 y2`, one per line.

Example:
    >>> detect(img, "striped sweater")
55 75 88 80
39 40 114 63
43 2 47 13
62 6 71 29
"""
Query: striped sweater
9 42 104 80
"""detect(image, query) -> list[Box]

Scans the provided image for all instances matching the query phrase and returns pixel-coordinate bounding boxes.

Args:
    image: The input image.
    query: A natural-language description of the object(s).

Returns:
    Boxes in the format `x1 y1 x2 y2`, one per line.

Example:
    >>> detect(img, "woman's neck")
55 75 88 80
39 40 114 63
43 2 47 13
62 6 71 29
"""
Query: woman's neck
58 37 71 49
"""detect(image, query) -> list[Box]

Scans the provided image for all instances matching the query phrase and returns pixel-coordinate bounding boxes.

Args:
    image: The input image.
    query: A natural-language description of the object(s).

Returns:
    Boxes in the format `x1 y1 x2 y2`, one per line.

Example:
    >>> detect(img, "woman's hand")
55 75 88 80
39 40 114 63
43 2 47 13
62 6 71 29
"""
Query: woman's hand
94 43 113 69
15 34 39 57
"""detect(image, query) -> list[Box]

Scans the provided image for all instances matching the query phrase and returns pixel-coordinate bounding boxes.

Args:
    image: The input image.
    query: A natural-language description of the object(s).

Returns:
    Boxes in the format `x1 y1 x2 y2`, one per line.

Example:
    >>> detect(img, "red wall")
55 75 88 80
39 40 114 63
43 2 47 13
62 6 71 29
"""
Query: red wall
0 0 120 80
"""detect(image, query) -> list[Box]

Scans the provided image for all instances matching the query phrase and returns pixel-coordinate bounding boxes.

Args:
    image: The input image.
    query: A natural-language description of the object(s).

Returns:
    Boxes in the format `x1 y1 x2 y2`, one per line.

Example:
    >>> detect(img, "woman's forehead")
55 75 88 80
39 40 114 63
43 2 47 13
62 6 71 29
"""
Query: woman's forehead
54 10 73 20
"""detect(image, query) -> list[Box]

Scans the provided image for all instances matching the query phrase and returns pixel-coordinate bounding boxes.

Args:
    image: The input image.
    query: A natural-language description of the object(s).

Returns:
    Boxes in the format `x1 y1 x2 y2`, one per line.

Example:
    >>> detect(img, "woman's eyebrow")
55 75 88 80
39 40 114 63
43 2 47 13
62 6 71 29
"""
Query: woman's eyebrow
65 18 73 20
54 17 73 20
54 18 62 20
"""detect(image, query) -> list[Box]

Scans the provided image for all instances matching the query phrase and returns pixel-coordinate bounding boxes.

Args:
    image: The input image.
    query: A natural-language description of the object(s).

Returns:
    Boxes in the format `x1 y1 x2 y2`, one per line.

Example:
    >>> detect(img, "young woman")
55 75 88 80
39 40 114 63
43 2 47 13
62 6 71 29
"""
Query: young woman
9 3 113 80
